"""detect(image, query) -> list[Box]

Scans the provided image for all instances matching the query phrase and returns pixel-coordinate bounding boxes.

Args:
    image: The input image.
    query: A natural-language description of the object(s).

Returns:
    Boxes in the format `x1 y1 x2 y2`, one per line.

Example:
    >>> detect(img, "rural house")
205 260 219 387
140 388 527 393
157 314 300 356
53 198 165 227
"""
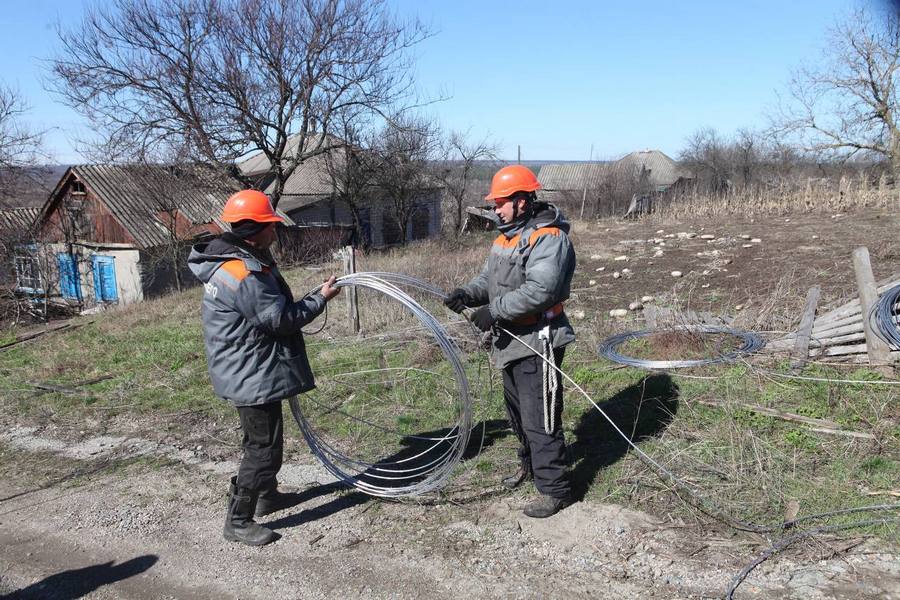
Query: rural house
22 164 281 310
538 150 691 218
239 133 442 248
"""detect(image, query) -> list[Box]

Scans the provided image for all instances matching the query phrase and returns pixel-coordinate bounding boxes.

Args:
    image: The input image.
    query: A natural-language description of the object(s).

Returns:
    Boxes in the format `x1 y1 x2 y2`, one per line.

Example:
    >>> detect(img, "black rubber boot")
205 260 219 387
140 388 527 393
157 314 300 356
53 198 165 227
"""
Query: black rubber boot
501 461 533 490
223 477 278 546
523 494 571 518
255 485 302 518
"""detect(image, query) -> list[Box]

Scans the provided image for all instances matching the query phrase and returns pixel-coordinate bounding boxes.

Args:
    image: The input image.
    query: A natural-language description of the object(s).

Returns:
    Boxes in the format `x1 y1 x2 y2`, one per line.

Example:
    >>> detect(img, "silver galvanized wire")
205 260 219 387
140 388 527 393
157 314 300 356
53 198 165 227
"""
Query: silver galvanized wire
871 283 900 350
289 272 473 498
597 325 766 369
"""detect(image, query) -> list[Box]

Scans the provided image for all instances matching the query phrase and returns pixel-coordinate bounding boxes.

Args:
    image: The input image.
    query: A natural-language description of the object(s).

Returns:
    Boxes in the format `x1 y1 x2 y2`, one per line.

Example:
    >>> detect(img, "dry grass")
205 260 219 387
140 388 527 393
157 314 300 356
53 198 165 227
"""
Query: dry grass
653 178 900 223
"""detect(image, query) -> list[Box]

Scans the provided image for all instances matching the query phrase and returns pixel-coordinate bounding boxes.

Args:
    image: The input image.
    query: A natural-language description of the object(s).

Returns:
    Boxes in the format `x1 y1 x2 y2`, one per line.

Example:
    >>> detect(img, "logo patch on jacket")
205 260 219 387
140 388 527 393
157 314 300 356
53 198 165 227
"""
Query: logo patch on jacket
204 282 219 298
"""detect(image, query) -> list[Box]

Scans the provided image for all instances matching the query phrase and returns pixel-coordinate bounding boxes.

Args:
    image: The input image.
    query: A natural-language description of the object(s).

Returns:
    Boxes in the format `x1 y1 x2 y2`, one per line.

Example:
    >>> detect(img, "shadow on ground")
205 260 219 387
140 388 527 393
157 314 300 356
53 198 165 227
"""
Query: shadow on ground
568 373 679 501
1 555 158 600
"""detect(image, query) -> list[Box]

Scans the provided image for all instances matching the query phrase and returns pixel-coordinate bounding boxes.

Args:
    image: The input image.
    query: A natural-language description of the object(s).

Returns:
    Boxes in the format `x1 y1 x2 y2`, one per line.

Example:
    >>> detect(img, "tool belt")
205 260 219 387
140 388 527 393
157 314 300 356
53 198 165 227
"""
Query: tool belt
511 303 564 326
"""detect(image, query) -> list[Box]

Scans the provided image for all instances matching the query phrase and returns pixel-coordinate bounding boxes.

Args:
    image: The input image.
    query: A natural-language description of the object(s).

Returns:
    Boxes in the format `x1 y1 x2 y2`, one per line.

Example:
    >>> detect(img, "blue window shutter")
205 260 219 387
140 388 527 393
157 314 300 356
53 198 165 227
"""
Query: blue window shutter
57 253 81 300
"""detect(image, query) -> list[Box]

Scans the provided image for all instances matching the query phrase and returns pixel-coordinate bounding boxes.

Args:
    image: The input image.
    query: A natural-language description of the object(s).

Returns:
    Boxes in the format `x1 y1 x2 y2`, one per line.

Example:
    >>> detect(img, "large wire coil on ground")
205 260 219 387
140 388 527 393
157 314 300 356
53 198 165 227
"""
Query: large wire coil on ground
871 283 900 350
289 272 474 498
597 325 766 369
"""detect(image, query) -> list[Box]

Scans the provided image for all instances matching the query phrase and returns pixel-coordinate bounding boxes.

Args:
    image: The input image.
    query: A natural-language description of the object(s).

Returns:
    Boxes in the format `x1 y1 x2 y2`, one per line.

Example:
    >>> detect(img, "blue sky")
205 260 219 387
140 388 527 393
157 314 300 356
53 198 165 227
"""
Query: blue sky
0 0 870 163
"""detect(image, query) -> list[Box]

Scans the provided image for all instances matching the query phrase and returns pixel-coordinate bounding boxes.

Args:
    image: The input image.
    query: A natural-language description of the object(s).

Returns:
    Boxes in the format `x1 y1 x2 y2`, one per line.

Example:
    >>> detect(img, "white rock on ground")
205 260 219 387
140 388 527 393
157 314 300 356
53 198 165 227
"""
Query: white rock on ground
589 280 597 286
614 255 628 261
613 271 621 279
671 271 683 278
628 301 644 311
751 238 762 243
570 309 586 319
700 234 715 240
590 254 603 260
740 234 751 240
641 295 654 303
742 244 753 248
595 266 606 272
609 308 628 318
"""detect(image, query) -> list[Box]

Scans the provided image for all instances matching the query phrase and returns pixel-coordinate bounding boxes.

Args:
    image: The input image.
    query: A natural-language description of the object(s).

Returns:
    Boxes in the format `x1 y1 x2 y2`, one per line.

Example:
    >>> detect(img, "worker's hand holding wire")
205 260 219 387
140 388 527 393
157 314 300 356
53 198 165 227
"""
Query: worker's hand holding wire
470 306 496 331
320 275 341 301
443 288 469 314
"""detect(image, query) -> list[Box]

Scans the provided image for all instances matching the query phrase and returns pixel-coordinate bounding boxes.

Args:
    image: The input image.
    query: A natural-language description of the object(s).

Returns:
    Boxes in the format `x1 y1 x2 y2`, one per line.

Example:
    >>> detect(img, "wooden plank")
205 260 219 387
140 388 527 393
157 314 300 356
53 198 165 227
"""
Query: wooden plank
815 275 900 323
791 285 820 370
852 247 894 375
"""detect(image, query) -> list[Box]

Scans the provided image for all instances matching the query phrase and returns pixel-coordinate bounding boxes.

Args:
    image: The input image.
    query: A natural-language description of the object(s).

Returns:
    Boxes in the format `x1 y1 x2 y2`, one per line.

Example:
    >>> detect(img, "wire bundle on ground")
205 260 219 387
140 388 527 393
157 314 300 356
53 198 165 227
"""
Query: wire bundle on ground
289 272 474 498
871 283 900 350
597 325 766 369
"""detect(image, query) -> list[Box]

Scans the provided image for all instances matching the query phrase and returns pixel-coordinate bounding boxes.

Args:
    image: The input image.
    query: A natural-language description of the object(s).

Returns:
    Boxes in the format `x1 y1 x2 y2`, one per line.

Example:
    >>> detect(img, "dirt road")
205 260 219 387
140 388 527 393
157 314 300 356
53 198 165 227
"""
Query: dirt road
1 423 897 600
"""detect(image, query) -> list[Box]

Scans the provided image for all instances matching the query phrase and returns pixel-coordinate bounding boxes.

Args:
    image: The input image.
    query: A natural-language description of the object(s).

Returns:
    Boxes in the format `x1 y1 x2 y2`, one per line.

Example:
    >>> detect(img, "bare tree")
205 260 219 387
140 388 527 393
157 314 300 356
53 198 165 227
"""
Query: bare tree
680 127 733 194
322 112 377 247
0 84 48 205
370 115 440 245
50 0 429 207
435 130 497 237
776 7 900 177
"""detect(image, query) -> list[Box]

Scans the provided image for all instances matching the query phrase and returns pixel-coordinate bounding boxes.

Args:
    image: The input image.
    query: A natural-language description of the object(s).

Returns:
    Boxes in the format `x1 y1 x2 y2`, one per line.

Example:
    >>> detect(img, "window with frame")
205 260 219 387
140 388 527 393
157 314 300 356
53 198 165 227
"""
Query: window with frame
14 254 42 292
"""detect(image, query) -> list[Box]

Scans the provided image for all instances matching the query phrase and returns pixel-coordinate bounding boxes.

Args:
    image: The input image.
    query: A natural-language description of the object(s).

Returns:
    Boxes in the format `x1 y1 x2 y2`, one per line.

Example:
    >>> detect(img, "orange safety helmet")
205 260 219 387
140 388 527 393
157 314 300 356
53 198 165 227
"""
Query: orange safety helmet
484 165 542 201
221 189 284 223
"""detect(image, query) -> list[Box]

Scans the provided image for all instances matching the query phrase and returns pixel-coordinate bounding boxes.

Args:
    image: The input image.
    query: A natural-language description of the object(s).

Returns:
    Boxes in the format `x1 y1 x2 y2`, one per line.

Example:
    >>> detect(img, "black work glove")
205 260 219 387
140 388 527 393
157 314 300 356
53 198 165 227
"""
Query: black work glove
444 288 469 314
470 306 496 332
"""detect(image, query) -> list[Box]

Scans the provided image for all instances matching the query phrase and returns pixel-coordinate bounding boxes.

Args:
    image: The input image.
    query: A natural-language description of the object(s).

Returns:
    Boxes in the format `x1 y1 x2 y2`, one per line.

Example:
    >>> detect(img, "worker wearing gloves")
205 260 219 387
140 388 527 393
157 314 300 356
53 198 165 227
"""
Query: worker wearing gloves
188 189 340 545
444 165 576 518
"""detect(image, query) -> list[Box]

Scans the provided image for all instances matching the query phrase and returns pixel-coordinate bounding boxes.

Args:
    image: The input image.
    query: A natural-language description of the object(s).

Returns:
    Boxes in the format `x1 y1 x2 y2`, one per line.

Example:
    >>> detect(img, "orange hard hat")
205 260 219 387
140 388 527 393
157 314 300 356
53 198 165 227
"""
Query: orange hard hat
221 189 284 223
485 165 542 201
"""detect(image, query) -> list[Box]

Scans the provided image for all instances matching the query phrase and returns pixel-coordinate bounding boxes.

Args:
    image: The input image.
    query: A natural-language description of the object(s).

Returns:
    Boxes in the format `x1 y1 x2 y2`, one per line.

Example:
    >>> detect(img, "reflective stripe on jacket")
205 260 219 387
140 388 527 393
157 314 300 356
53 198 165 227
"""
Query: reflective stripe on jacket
461 202 576 369
188 238 325 406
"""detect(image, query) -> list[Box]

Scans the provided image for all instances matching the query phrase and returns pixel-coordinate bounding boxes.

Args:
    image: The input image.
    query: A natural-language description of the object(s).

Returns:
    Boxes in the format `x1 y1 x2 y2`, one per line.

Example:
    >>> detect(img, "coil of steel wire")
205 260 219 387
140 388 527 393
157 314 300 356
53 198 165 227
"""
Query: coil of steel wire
871 283 900 350
289 273 474 498
597 325 766 369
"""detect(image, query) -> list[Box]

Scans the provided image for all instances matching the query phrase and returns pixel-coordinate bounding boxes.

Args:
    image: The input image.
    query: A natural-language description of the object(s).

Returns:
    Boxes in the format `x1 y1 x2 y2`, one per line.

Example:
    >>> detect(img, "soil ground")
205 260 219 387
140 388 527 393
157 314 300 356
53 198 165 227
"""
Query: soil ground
1 209 899 599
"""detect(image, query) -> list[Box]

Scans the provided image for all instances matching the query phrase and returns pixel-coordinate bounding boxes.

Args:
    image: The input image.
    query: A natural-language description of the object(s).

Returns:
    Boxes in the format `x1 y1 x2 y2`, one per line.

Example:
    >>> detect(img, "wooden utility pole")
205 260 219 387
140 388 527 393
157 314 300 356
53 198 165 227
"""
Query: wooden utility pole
342 246 359 334
852 247 892 375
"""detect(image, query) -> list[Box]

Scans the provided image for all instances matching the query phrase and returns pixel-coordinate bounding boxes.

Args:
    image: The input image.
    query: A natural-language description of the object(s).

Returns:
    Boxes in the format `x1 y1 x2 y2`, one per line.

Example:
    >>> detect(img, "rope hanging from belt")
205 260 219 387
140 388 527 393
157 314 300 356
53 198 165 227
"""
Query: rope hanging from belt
539 323 558 434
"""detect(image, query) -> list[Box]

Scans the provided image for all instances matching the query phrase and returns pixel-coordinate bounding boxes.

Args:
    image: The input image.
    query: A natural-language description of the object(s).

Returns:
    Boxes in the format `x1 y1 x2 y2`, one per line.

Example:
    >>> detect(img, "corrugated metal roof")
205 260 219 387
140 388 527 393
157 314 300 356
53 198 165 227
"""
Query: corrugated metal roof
610 150 690 187
0 207 40 234
40 164 293 249
538 163 608 191
538 150 691 191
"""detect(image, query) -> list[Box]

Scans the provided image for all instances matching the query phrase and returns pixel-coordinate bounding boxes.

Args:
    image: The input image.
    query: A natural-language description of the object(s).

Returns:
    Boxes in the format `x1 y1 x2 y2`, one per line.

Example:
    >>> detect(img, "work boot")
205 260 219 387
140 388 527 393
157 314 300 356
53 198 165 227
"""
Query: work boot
523 494 571 518
223 477 278 546
501 462 533 490
255 485 302 518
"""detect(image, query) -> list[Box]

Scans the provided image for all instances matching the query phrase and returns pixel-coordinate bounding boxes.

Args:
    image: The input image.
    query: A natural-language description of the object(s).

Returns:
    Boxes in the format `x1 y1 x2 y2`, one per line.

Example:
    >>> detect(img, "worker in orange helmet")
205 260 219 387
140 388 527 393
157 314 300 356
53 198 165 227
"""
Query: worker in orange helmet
444 165 576 518
188 189 341 545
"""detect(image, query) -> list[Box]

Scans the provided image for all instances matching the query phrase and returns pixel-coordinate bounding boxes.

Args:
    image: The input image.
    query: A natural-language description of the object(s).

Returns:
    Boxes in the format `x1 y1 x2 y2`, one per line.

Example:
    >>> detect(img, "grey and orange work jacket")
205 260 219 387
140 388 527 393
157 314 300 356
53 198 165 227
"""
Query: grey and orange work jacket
188 236 325 407
460 202 576 369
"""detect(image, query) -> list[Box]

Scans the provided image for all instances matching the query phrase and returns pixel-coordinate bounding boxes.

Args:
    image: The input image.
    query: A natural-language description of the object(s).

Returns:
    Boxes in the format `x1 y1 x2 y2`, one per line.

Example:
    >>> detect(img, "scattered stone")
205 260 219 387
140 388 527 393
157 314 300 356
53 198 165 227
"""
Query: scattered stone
751 238 762 243
811 235 819 239
665 233 675 239
590 254 603 260
701 283 710 288
740 234 751 240
609 308 628 318
653 250 663 257
700 234 715 240
570 310 586 320
784 218 791 222
628 301 644 311
702 270 710 275
614 255 628 262
670 271 683 278
655 229 664 234
588 280 597 286
612 271 621 279
621 268 632 277
723 259 732 265
742 244 753 248
735 304 744 311
641 295 654 303
595 266 606 272
676 232 697 239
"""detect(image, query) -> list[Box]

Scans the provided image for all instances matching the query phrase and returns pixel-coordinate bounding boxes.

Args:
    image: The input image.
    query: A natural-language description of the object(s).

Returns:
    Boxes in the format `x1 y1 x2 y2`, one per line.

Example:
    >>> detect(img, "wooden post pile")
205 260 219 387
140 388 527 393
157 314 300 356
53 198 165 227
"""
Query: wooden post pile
767 249 899 371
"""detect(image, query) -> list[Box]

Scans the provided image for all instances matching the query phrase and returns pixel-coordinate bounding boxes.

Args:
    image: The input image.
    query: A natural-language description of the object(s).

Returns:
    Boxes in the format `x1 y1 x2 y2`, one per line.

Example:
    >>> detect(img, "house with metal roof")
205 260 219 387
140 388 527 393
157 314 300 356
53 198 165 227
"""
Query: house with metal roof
25 164 263 310
537 150 691 218
238 133 442 248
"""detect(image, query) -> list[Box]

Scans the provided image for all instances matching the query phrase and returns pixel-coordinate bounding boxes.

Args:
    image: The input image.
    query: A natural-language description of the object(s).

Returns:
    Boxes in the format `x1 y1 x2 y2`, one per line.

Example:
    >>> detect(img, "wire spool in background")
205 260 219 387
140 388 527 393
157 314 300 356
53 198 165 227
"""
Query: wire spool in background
597 325 766 369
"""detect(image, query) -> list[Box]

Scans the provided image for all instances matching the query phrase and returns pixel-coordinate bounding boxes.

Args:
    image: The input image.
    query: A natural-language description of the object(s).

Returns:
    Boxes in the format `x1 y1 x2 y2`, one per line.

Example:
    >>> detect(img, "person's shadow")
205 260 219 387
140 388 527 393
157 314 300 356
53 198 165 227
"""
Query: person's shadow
1 555 158 600
568 373 679 501
266 418 509 531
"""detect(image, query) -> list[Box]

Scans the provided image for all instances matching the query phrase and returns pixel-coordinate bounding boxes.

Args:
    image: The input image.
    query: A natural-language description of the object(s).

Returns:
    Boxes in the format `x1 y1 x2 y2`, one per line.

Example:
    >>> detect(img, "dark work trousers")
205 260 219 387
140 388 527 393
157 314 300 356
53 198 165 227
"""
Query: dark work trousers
502 347 570 499
236 401 284 492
